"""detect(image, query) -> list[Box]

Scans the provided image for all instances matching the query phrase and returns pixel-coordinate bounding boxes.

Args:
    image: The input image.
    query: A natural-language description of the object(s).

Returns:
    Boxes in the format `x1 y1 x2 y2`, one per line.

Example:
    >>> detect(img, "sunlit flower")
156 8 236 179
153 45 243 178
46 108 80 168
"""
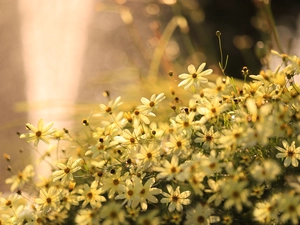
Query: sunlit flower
138 177 162 211
98 96 123 117
276 140 300 167
161 185 191 212
178 63 212 90
222 179 251 212
136 209 160 225
184 203 213 225
115 177 142 208
278 193 300 225
100 201 127 225
137 93 166 114
5 164 34 191
35 187 61 213
135 143 161 168
194 125 220 150
153 155 182 181
52 157 82 185
20 119 55 146
78 181 106 208
250 160 281 183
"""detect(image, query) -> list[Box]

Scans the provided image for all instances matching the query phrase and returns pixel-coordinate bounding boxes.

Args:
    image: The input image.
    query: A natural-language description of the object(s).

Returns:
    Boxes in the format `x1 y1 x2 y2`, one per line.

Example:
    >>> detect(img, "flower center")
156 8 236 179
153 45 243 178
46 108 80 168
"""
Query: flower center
36 131 42 137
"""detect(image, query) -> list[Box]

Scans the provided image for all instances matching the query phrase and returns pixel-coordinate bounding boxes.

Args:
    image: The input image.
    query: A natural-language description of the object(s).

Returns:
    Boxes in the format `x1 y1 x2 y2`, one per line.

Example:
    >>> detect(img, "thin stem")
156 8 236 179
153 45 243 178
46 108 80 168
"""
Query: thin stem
263 2 284 54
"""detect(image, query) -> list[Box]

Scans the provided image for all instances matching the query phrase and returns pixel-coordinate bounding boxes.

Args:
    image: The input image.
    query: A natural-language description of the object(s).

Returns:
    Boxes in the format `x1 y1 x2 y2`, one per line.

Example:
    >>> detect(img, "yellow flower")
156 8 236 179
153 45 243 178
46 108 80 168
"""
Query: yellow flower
35 187 61 214
178 63 212 90
5 164 34 191
52 157 82 185
161 185 191 212
276 140 300 167
20 119 55 146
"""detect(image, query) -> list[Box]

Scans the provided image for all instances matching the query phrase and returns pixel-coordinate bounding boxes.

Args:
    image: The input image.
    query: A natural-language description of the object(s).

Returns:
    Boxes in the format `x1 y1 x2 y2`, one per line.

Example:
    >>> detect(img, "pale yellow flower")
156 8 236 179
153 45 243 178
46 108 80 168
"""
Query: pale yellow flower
35 187 61 213
276 140 300 167
161 185 191 212
178 63 212 90
20 119 55 146
52 157 82 185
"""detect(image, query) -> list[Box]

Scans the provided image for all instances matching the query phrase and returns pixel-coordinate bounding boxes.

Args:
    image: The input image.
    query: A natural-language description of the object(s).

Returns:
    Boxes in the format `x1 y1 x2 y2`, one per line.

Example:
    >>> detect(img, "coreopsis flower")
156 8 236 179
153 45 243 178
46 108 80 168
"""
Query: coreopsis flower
114 129 138 146
78 181 106 208
131 109 154 127
138 177 162 211
178 63 213 90
170 112 195 136
253 196 280 224
184 203 214 225
276 140 300 167
222 179 251 212
35 187 62 213
75 208 101 225
52 157 82 185
278 193 300 225
203 76 231 97
60 189 80 210
197 97 229 124
100 201 127 225
161 185 191 212
85 136 114 159
205 179 223 207
135 143 161 168
0 193 21 211
102 168 127 199
5 164 34 191
20 119 55 146
165 133 190 155
115 177 142 208
137 93 166 114
194 125 220 150
153 155 182 181
136 209 160 225
97 96 123 117
250 160 281 184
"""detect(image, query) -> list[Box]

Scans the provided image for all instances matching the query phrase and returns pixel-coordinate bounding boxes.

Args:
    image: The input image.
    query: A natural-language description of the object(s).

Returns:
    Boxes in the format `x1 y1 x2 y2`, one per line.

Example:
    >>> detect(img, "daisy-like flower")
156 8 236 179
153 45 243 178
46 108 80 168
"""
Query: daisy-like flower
20 119 55 146
194 125 220 150
135 143 161 168
137 93 166 114
138 177 162 211
165 133 190 155
102 168 127 199
137 210 160 225
97 96 123 117
78 181 106 208
115 177 142 208
35 187 62 214
250 160 281 184
153 155 182 181
52 157 82 185
161 185 191 212
5 164 34 191
0 193 21 211
75 208 101 225
222 179 251 212
184 203 214 225
276 140 300 167
253 194 280 224
178 63 213 90
278 193 300 225
100 201 126 225
205 179 223 207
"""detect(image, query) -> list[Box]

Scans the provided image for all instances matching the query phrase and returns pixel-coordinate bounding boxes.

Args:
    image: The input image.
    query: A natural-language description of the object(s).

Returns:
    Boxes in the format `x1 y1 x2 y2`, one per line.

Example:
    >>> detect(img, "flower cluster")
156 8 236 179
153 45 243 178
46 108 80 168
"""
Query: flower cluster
2 51 300 225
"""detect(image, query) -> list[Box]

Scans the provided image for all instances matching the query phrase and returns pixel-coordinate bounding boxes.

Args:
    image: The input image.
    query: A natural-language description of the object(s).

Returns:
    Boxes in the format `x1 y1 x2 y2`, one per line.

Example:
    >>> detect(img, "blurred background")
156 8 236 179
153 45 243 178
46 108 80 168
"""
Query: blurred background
0 0 300 190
